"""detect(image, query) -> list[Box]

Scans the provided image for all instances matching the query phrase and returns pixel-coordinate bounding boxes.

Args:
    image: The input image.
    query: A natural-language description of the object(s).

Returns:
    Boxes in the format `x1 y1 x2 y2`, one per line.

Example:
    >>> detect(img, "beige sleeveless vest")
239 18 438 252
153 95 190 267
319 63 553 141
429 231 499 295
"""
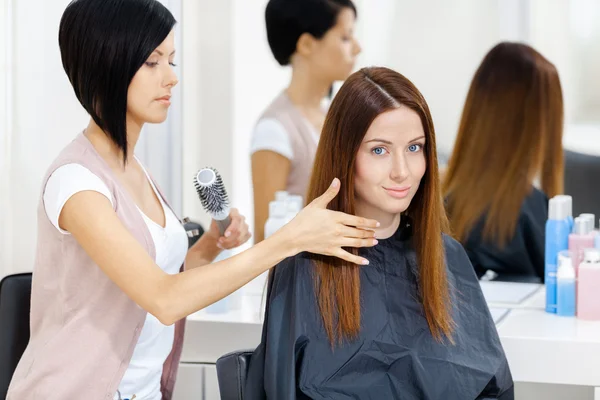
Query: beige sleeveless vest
7 132 185 400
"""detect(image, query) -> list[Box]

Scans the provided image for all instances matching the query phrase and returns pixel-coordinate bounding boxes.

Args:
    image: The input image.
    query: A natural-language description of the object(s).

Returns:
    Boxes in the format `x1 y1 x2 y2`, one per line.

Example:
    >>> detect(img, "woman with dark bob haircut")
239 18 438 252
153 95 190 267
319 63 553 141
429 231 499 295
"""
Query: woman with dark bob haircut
6 1 379 399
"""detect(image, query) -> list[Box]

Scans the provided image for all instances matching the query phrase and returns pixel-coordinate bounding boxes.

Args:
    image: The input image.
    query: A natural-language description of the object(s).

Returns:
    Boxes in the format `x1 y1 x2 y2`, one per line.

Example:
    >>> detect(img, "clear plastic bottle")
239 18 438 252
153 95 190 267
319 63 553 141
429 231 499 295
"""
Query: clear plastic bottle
557 250 576 317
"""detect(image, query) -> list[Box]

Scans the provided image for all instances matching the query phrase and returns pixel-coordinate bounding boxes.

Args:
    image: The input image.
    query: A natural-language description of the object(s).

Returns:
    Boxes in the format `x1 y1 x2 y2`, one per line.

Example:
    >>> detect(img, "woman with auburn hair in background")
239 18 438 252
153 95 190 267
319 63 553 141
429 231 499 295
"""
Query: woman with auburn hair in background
443 42 564 283
245 67 513 400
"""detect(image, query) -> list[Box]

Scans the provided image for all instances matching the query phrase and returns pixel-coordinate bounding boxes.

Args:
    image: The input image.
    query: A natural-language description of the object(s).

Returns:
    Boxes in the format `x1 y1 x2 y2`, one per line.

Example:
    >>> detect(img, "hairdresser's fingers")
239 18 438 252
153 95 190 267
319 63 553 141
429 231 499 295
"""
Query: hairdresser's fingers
219 210 247 249
309 178 340 209
332 248 370 266
223 208 242 238
339 237 378 249
337 225 376 240
334 211 380 229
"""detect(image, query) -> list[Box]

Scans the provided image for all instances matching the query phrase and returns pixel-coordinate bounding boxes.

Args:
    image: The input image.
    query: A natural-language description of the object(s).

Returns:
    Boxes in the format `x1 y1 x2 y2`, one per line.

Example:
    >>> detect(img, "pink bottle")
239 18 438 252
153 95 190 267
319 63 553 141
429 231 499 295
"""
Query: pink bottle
577 248 600 320
568 217 595 276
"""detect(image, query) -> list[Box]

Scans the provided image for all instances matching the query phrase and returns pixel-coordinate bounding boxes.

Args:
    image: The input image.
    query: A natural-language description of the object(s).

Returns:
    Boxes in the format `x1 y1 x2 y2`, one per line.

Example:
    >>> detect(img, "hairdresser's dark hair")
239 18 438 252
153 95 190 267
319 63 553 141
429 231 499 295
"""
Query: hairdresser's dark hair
265 0 356 66
59 0 176 163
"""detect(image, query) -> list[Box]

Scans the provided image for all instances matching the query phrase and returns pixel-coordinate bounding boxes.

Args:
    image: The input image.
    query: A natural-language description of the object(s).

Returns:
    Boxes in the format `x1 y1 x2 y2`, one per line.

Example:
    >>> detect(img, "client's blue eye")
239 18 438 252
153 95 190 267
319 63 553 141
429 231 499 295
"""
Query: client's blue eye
408 144 423 153
372 147 387 156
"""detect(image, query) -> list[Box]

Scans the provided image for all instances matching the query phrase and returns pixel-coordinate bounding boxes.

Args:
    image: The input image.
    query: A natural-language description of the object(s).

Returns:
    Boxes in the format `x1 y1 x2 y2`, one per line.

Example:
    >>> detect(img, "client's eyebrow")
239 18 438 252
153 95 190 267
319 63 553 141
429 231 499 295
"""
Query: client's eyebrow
153 50 177 56
366 135 425 145
365 138 393 145
408 135 426 143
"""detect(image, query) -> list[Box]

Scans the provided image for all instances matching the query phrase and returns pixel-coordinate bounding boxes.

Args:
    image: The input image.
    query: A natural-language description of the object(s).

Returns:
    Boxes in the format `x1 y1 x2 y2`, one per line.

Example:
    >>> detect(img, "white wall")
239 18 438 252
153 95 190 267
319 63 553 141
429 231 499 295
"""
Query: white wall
1 0 12 278
0 0 89 278
181 0 237 231
353 0 532 155
528 0 600 155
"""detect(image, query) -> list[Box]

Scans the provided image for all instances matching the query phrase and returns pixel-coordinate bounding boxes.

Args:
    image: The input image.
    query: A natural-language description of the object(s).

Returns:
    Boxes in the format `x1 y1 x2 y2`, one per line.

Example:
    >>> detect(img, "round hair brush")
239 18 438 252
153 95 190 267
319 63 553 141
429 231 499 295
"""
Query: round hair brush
193 167 231 235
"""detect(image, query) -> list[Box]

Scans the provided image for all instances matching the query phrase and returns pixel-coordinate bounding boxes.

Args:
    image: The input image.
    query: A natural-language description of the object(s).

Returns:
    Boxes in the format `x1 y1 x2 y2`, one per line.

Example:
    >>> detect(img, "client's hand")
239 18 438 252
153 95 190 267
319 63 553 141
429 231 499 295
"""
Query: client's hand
206 208 252 250
278 178 379 265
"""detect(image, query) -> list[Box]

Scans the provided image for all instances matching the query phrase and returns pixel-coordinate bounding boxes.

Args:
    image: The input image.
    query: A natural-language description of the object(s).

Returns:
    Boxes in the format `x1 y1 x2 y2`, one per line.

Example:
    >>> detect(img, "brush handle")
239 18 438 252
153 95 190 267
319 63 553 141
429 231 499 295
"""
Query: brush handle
215 216 231 236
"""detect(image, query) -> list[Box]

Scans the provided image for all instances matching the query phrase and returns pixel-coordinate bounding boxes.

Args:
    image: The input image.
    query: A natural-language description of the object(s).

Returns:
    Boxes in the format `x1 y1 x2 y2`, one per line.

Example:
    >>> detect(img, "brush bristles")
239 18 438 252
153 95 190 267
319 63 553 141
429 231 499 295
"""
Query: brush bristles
193 167 230 215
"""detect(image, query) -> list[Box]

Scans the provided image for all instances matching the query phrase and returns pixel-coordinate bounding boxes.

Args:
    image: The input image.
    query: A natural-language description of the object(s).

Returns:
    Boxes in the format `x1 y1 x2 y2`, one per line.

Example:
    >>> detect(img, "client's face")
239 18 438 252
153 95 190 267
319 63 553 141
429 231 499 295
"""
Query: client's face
354 106 426 219
127 30 179 125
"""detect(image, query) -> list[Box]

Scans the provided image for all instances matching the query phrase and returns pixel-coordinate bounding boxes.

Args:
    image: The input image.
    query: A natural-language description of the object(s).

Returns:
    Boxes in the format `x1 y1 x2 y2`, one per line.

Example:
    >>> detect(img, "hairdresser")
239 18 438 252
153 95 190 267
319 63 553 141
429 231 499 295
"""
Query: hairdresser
6 1 378 399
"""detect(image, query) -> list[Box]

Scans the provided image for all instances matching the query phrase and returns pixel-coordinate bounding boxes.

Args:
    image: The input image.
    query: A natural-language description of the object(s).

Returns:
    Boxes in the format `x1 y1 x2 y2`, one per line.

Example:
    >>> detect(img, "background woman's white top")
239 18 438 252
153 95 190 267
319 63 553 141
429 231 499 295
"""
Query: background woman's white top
250 117 319 160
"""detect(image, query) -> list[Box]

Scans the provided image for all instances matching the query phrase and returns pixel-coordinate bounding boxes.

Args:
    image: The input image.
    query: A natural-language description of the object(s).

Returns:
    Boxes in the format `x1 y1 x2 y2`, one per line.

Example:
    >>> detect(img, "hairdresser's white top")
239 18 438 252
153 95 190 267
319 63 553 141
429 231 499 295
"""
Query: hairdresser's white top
43 160 188 400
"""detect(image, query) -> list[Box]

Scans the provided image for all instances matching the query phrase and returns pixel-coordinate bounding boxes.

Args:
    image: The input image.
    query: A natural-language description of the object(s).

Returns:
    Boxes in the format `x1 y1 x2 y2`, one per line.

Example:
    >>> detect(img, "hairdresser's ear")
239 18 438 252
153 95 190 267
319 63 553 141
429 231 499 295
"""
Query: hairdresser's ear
296 33 318 57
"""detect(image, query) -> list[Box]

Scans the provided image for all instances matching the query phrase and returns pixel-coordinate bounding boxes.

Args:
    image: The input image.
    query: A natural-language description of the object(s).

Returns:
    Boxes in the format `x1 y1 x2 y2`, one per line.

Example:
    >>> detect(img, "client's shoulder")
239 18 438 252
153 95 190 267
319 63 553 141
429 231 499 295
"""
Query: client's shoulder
441 234 477 279
442 233 465 256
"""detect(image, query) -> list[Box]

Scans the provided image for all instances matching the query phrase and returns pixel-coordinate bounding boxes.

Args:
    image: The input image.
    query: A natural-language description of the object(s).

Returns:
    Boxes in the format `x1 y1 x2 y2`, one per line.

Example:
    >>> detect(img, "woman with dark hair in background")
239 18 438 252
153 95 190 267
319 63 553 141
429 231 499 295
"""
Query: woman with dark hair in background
6 1 379 399
443 42 564 282
246 67 513 399
251 0 362 243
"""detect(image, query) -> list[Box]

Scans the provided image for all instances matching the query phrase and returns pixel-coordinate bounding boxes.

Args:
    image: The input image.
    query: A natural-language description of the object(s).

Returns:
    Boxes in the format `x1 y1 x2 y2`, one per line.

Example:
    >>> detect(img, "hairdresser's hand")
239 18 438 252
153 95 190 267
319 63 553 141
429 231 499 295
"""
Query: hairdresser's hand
206 208 252 250
278 178 379 265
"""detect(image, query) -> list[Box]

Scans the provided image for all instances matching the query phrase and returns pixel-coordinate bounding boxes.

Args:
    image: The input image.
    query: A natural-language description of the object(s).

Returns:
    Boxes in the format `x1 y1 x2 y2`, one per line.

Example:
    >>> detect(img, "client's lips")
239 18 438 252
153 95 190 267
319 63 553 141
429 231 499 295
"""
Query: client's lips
384 186 411 199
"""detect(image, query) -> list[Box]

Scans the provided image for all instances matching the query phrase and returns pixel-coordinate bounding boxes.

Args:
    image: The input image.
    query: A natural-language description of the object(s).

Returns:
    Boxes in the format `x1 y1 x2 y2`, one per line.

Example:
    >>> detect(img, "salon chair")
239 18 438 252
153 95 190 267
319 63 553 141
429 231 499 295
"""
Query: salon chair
216 350 254 400
0 273 32 398
564 149 600 220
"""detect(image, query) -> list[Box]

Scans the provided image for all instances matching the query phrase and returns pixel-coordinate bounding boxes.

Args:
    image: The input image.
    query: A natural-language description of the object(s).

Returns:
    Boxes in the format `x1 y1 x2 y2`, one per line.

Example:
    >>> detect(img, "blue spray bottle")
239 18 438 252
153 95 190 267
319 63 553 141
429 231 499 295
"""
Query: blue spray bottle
545 196 571 313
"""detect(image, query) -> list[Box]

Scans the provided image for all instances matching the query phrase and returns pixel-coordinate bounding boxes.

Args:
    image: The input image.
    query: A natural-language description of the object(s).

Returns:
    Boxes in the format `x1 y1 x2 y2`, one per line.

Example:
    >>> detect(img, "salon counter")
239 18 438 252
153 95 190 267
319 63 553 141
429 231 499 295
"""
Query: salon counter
172 283 600 400
492 286 600 399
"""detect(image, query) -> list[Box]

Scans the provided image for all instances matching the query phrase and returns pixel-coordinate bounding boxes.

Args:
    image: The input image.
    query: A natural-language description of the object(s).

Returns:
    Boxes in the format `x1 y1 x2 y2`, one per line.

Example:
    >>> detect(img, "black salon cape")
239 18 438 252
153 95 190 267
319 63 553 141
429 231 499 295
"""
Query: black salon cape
245 223 514 400
462 187 548 282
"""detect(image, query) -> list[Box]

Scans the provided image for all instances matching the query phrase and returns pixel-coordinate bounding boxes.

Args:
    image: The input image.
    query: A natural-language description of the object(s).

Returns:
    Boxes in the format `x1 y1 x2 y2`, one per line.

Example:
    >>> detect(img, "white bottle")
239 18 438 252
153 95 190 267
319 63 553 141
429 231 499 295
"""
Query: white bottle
580 213 598 236
264 200 287 239
275 191 288 202
284 195 302 222
288 194 303 209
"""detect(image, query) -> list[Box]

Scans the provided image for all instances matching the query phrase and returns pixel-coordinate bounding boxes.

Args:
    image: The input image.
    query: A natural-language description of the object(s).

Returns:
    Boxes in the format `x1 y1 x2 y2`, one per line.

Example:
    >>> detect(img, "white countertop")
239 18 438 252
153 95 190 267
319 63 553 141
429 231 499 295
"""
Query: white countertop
182 281 600 389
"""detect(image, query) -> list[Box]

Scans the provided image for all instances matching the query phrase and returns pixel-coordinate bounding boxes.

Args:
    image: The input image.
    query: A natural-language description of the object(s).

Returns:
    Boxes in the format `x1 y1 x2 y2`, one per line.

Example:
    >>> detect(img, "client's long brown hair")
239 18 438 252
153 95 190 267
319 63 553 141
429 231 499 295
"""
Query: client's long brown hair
305 67 453 346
